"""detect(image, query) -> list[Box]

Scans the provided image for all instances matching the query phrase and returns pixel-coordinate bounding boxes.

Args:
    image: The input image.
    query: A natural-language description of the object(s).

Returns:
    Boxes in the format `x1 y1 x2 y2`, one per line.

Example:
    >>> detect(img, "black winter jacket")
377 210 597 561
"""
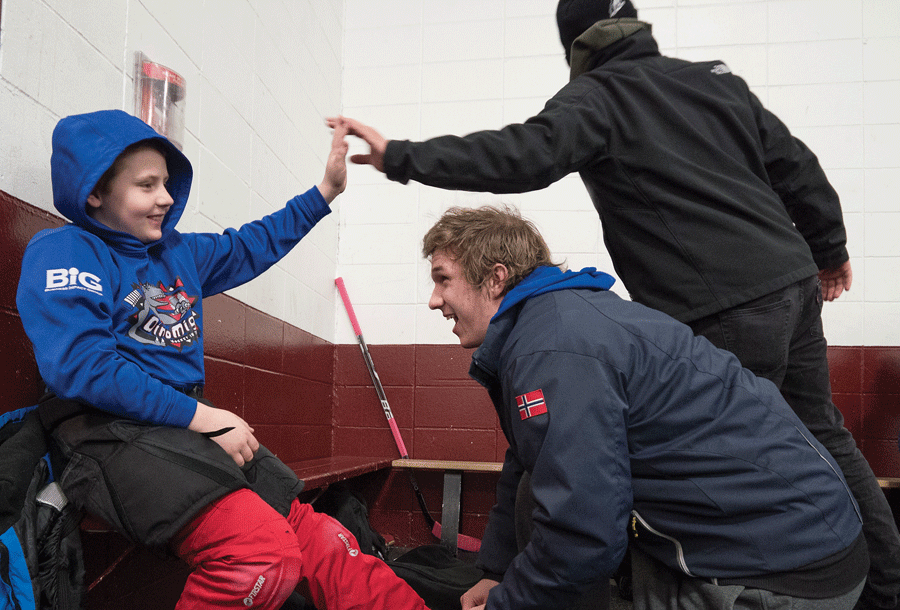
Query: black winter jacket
384 21 848 323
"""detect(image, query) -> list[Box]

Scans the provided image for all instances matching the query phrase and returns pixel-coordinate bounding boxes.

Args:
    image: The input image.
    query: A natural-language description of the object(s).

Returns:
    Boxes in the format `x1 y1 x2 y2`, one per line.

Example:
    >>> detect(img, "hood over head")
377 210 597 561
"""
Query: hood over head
494 265 615 319
50 109 193 246
557 0 638 64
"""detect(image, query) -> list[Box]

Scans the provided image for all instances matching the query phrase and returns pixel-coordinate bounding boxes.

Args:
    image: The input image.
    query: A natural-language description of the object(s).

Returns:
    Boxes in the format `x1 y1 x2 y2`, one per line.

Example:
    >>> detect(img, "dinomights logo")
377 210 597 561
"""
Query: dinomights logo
243 575 266 607
337 532 360 557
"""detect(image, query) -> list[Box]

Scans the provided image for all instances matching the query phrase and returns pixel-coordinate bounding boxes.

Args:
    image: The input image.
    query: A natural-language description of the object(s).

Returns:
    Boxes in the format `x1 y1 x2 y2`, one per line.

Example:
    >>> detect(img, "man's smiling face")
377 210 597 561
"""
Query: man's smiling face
428 250 502 349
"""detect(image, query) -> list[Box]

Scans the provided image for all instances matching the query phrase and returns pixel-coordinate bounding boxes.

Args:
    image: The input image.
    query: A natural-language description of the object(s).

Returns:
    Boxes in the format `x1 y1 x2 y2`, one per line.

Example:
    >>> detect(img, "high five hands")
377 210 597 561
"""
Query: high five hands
326 116 387 173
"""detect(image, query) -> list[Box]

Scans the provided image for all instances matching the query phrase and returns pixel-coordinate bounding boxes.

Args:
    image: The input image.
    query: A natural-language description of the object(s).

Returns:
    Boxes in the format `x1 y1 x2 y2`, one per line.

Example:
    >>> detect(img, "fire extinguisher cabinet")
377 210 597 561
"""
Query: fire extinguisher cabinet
133 52 186 151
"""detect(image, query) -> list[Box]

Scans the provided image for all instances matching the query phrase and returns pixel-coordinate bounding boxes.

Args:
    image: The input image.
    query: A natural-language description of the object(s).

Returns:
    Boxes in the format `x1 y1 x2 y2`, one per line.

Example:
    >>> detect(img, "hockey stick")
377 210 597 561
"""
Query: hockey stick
335 277 481 552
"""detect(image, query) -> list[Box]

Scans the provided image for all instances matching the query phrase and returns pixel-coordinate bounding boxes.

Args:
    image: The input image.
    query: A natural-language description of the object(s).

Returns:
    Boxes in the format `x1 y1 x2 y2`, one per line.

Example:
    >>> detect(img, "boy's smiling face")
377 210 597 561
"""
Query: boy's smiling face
87 146 173 244
428 250 503 349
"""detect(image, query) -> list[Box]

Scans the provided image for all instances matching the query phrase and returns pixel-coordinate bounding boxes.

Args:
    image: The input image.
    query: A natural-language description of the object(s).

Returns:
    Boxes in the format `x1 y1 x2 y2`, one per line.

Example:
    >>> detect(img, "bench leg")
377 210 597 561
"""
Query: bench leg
441 471 462 555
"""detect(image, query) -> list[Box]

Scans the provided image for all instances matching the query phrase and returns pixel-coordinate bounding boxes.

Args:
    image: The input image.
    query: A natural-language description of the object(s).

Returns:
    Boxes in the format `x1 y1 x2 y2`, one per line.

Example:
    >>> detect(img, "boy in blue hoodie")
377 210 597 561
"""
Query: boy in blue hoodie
423 205 867 610
16 110 430 610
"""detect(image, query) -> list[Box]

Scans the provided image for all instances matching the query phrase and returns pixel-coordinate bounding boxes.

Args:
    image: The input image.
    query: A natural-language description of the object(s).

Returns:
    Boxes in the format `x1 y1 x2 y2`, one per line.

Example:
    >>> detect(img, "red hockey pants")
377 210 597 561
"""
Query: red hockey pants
173 488 430 610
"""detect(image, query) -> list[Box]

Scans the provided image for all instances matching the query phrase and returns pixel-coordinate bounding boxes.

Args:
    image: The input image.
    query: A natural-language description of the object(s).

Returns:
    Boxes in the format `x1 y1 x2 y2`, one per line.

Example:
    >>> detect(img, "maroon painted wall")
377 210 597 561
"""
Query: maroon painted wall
333 343 505 546
340 344 900 547
1 190 62 409
204 296 335 463
831 346 900 478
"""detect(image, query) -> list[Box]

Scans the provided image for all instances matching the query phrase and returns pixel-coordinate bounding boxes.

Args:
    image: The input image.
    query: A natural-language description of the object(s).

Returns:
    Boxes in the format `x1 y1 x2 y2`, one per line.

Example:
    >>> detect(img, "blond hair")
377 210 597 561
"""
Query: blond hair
422 205 561 295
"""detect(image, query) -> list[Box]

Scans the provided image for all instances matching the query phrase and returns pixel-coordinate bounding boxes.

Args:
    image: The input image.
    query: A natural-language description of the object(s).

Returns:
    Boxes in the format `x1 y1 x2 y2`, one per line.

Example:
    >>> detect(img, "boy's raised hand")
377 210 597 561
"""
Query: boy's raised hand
326 116 387 173
318 118 349 203
188 402 260 467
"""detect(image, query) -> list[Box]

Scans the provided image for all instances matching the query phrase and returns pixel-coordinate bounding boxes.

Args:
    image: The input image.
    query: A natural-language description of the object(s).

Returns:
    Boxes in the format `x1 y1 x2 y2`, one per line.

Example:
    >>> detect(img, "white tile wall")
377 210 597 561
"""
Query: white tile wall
768 83 864 128
338 0 900 347
1 0 897 347
768 0 863 43
676 4 769 48
1 0 344 342
344 24 423 68
866 169 900 213
423 59 505 103
2 1 124 118
863 303 900 345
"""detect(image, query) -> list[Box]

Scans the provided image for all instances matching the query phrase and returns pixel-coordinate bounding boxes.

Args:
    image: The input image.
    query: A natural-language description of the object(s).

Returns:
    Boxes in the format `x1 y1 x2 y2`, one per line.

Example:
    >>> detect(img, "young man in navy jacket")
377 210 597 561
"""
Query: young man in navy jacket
423 205 867 610
336 1 900 605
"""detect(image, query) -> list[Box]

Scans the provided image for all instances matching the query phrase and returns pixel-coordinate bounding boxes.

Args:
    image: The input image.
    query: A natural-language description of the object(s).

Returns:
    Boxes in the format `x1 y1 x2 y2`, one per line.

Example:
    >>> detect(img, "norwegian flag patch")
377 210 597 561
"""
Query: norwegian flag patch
517 389 548 420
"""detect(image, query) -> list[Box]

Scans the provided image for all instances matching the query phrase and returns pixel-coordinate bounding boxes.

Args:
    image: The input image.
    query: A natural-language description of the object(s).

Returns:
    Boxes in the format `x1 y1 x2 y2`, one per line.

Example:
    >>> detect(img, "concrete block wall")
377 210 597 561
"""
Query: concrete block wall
0 0 345 342
338 0 900 348
4 0 897 349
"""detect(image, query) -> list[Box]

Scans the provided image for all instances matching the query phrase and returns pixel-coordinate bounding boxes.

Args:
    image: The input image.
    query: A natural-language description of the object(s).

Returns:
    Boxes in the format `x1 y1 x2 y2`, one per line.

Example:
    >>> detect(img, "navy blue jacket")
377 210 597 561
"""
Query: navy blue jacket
469 267 861 610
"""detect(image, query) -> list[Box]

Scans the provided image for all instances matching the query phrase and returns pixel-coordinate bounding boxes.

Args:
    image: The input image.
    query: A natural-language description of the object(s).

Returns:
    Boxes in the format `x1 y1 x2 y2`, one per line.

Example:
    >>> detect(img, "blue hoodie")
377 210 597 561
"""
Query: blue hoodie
470 267 863 610
493 265 615 319
17 110 331 427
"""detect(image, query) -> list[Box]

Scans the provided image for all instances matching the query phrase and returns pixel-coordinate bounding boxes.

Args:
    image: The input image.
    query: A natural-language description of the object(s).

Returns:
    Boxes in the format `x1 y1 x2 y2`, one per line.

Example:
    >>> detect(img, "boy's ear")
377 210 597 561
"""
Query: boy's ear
86 191 103 210
487 263 509 300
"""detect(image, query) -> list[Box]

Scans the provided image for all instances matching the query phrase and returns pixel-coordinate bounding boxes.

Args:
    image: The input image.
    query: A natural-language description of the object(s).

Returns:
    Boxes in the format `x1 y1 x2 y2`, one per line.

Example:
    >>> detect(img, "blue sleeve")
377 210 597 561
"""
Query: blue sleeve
16 229 197 427
485 351 632 610
186 186 331 296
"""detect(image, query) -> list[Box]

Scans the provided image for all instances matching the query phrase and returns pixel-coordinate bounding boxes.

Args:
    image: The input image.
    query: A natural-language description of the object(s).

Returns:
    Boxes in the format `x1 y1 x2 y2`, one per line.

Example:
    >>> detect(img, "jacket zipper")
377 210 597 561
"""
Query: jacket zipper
631 509 697 577
793 424 862 523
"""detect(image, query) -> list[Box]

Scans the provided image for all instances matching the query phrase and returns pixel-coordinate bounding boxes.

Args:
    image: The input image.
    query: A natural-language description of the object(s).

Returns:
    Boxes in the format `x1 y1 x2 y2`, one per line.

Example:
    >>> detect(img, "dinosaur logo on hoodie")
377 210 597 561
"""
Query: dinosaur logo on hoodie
124 277 200 350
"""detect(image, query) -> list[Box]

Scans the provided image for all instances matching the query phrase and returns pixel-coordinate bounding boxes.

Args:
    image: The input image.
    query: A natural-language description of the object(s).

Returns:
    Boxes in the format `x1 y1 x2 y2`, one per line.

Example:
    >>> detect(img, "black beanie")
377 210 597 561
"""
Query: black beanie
557 0 639 63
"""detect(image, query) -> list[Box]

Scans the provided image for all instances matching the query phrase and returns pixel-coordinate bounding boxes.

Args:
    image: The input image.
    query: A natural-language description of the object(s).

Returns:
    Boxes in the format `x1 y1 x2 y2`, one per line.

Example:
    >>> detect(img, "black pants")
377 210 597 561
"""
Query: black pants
689 276 900 609
39 395 303 547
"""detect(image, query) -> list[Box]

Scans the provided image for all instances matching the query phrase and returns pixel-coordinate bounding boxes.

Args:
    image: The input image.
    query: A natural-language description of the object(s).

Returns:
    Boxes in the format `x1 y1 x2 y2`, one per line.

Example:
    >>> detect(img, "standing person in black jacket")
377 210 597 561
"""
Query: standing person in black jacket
330 2 900 608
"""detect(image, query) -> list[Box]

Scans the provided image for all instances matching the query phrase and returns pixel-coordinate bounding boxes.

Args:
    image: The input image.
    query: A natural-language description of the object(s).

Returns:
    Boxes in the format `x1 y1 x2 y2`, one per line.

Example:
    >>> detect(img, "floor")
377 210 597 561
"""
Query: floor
399 546 635 610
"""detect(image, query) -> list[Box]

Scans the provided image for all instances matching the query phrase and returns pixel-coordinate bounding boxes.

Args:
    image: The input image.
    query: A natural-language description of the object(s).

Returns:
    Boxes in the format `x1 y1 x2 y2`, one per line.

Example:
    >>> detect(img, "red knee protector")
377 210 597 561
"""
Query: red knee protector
287 500 430 610
173 489 303 609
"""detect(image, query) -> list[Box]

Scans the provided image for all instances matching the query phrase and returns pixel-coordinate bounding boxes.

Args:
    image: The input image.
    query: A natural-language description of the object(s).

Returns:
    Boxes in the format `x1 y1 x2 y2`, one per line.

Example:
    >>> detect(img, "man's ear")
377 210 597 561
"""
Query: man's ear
487 263 509 300
86 191 103 210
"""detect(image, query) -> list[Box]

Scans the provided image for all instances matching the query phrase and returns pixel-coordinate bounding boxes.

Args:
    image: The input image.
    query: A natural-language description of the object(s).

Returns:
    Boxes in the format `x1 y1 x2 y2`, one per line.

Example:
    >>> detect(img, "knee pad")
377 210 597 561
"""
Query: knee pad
176 489 303 609
231 518 303 609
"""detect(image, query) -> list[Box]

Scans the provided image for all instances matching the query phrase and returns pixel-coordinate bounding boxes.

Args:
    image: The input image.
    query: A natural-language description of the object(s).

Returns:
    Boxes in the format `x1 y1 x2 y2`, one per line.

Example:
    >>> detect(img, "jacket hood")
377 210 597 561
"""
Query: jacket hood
569 19 654 80
494 266 615 319
50 109 193 248
557 0 639 64
471 265 616 387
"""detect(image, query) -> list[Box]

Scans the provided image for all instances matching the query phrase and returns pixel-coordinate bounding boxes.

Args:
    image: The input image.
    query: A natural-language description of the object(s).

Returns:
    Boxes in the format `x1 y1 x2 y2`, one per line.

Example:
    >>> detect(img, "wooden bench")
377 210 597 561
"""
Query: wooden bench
392 458 503 555
385 464 900 555
288 455 394 496
878 477 900 489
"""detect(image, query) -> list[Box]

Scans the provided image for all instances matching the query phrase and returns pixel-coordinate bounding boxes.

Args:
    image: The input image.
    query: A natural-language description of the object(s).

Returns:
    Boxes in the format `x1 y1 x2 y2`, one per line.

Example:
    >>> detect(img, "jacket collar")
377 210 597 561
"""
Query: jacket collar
469 310 517 394
469 266 615 386
569 19 656 80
